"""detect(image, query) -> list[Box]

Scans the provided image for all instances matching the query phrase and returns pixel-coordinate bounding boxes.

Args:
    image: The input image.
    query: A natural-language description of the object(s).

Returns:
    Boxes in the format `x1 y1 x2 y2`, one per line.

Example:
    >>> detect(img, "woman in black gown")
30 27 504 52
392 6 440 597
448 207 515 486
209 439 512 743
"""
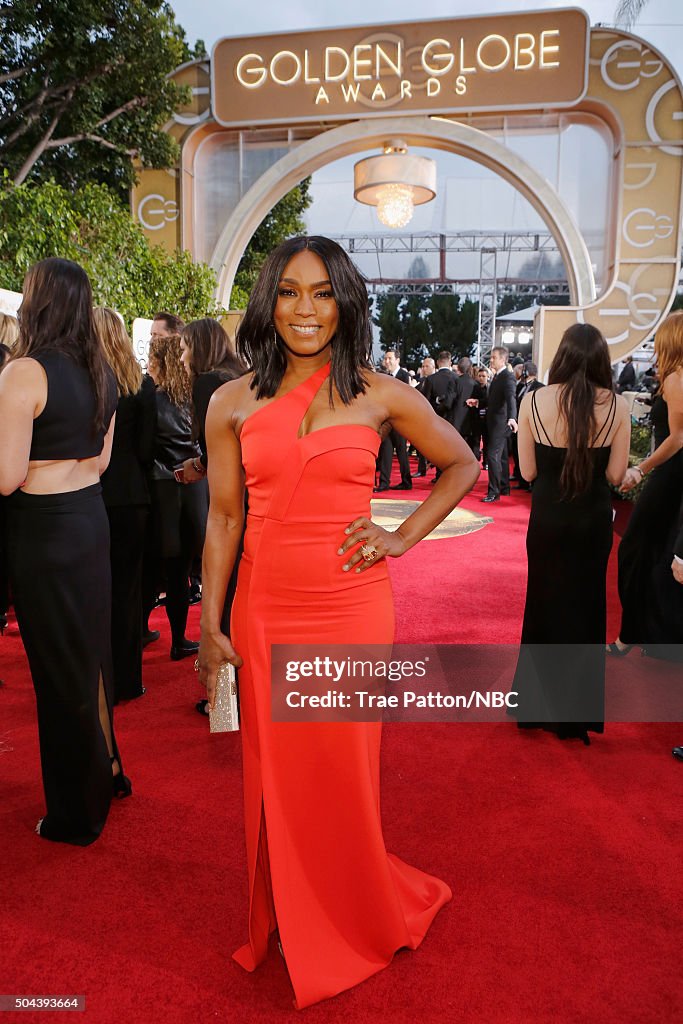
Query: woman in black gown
0 258 131 845
608 311 683 660
95 307 156 702
511 324 630 743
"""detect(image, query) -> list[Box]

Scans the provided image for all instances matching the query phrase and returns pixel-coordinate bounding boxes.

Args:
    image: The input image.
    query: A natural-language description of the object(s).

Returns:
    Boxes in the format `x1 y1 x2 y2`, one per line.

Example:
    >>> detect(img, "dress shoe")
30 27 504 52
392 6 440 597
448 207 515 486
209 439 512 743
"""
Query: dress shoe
481 494 500 503
411 471 426 478
142 629 160 648
512 483 530 491
196 699 210 717
170 638 200 661
373 485 389 492
672 746 683 761
390 482 412 490
111 757 132 798
188 584 202 605
606 641 634 658
500 489 510 496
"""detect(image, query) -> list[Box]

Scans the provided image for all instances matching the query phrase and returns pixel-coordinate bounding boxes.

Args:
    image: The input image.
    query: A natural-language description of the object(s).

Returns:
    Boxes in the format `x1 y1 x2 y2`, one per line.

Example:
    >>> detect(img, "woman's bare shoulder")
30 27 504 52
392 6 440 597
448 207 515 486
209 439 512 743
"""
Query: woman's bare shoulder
361 369 416 402
663 367 683 400
209 372 254 408
0 356 46 389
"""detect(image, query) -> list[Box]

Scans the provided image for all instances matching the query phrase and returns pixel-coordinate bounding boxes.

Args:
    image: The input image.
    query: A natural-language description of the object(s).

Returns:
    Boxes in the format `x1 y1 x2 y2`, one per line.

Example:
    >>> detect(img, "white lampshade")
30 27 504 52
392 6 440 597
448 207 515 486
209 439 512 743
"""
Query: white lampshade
354 141 436 229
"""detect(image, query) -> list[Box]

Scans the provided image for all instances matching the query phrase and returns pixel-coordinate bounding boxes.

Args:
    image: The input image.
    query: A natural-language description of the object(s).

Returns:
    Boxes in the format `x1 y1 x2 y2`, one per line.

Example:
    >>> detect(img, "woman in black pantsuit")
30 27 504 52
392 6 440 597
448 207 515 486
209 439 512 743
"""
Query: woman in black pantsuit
95 307 157 702
177 318 246 714
0 258 130 846
147 333 209 660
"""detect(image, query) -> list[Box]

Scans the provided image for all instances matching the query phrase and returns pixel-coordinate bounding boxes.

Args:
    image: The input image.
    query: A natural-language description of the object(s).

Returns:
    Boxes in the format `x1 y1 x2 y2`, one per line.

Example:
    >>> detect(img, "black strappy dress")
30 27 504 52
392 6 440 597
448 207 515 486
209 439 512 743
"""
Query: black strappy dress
511 391 617 740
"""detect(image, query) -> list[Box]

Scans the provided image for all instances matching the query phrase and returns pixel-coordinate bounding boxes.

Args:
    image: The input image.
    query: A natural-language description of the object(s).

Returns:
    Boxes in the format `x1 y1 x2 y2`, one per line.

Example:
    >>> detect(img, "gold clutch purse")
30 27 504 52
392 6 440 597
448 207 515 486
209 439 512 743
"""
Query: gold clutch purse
210 661 239 733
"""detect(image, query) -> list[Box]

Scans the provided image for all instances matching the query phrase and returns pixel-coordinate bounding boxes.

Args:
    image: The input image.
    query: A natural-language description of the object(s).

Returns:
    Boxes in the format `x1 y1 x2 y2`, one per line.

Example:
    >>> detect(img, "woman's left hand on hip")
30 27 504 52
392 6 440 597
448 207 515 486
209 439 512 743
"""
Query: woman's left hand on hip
337 517 406 574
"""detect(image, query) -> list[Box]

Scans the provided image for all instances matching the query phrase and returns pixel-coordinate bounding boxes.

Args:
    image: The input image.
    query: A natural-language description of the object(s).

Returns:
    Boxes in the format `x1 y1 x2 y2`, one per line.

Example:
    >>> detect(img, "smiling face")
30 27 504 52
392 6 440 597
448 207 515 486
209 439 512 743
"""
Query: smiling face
273 249 339 359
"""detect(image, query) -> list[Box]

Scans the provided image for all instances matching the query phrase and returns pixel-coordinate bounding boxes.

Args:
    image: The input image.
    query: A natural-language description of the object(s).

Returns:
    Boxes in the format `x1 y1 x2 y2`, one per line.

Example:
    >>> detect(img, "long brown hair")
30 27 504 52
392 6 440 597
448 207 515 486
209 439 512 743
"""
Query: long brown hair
547 323 614 499
148 333 190 407
14 257 110 432
654 310 683 383
93 307 142 398
181 318 245 381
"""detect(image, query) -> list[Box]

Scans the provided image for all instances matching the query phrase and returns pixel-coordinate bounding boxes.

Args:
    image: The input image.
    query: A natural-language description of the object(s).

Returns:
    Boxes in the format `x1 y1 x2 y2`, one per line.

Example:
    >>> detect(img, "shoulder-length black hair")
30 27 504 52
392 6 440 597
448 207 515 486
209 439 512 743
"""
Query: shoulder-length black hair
181 318 245 381
547 322 615 499
236 235 373 402
14 257 109 432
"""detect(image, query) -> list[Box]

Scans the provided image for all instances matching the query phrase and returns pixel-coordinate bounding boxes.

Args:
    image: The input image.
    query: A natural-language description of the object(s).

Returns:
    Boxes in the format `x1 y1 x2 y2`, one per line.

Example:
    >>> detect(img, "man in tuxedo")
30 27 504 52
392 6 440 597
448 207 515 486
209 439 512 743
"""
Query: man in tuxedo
413 357 435 477
469 366 490 465
481 346 517 502
617 355 637 393
375 347 412 491
512 361 544 490
422 351 458 481
451 357 476 440
422 350 457 418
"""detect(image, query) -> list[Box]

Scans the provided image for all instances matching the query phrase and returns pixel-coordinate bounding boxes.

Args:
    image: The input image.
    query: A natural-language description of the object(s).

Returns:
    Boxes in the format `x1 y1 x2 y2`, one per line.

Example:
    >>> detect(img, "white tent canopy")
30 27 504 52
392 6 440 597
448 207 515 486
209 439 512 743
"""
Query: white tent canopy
496 305 539 323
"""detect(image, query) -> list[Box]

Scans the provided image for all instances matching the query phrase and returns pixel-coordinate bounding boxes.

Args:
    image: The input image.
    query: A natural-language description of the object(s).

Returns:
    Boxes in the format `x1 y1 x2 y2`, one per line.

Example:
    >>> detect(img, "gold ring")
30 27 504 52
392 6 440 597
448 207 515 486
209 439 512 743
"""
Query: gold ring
194 658 200 672
360 543 378 562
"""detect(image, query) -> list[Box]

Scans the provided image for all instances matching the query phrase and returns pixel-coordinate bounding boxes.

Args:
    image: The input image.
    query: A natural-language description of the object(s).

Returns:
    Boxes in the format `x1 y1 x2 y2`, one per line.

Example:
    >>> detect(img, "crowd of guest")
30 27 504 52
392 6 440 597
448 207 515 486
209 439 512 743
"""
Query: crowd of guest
1 255 681 860
374 344 543 500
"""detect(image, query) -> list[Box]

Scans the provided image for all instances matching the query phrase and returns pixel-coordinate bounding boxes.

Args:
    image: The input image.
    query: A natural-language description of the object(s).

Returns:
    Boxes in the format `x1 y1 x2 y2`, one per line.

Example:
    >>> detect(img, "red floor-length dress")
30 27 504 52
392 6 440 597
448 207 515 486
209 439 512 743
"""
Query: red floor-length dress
231 362 451 1008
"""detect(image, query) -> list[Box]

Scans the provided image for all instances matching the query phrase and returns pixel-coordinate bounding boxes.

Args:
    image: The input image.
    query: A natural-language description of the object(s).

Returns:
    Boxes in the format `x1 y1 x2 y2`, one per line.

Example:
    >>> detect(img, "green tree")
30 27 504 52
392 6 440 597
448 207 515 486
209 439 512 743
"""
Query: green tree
426 294 477 361
0 178 218 325
400 294 431 367
372 293 402 355
0 0 196 196
230 179 313 308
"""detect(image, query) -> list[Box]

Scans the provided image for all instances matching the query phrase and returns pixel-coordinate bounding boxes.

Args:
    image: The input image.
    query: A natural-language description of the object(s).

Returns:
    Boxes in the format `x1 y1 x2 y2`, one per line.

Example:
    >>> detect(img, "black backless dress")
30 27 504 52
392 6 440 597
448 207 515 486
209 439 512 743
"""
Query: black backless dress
511 391 617 740
5 350 122 844
617 394 683 659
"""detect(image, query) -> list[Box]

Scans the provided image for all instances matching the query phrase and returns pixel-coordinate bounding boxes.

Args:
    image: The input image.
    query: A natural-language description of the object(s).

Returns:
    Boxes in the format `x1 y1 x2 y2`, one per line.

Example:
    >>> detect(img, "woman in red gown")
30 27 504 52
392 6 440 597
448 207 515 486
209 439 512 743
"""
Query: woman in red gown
198 236 480 1008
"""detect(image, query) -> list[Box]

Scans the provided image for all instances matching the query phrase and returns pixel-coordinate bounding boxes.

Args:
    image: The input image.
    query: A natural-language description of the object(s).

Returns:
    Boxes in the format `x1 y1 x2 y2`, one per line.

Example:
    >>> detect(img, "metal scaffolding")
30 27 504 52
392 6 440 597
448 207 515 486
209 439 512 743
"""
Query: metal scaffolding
477 248 498 362
332 231 570 308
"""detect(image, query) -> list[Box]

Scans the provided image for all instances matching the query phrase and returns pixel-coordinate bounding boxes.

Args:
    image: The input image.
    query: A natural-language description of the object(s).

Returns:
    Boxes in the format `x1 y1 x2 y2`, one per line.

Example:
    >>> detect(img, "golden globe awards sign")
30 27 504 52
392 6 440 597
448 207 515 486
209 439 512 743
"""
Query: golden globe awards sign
211 9 589 127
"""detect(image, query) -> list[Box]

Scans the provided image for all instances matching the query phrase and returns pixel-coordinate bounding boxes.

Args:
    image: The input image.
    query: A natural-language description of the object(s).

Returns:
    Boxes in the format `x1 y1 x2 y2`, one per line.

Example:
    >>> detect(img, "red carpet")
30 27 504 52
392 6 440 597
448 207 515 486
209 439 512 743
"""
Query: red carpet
1 465 682 1023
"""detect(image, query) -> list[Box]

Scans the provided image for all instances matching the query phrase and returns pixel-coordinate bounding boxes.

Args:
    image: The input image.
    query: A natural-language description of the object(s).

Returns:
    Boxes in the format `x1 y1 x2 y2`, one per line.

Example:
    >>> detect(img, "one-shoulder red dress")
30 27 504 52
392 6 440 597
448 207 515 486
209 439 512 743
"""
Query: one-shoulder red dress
231 362 451 1008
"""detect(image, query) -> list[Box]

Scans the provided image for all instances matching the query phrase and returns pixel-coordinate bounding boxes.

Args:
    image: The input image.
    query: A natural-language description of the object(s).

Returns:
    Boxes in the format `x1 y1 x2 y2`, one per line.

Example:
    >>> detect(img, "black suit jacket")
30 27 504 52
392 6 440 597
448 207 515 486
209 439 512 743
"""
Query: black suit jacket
617 362 636 392
393 367 411 385
486 368 517 434
101 374 156 507
452 374 475 433
516 377 544 410
422 367 457 421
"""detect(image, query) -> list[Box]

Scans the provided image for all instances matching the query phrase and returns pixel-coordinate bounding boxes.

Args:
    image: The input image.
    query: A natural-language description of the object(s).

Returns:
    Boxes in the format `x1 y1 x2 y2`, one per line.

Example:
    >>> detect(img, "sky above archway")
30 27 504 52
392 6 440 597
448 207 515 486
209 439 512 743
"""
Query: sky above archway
170 0 683 283
169 0 682 75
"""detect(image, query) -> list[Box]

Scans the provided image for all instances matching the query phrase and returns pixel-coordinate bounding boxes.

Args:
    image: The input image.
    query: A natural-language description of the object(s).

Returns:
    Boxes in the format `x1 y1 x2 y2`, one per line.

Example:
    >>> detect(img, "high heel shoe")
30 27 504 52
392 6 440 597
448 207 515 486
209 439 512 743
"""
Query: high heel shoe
111 757 132 799
606 641 634 657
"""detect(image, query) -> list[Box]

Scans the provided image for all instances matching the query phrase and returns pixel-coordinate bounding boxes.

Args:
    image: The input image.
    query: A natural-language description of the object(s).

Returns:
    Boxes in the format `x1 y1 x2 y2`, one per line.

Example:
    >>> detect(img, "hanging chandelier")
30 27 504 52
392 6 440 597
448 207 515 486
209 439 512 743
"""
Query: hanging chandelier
353 140 436 229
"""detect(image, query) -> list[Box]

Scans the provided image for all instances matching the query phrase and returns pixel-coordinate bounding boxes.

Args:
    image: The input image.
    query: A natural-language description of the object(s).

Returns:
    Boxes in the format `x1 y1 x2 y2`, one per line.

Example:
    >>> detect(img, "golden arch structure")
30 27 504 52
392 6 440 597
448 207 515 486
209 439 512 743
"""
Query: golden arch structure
131 9 683 372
